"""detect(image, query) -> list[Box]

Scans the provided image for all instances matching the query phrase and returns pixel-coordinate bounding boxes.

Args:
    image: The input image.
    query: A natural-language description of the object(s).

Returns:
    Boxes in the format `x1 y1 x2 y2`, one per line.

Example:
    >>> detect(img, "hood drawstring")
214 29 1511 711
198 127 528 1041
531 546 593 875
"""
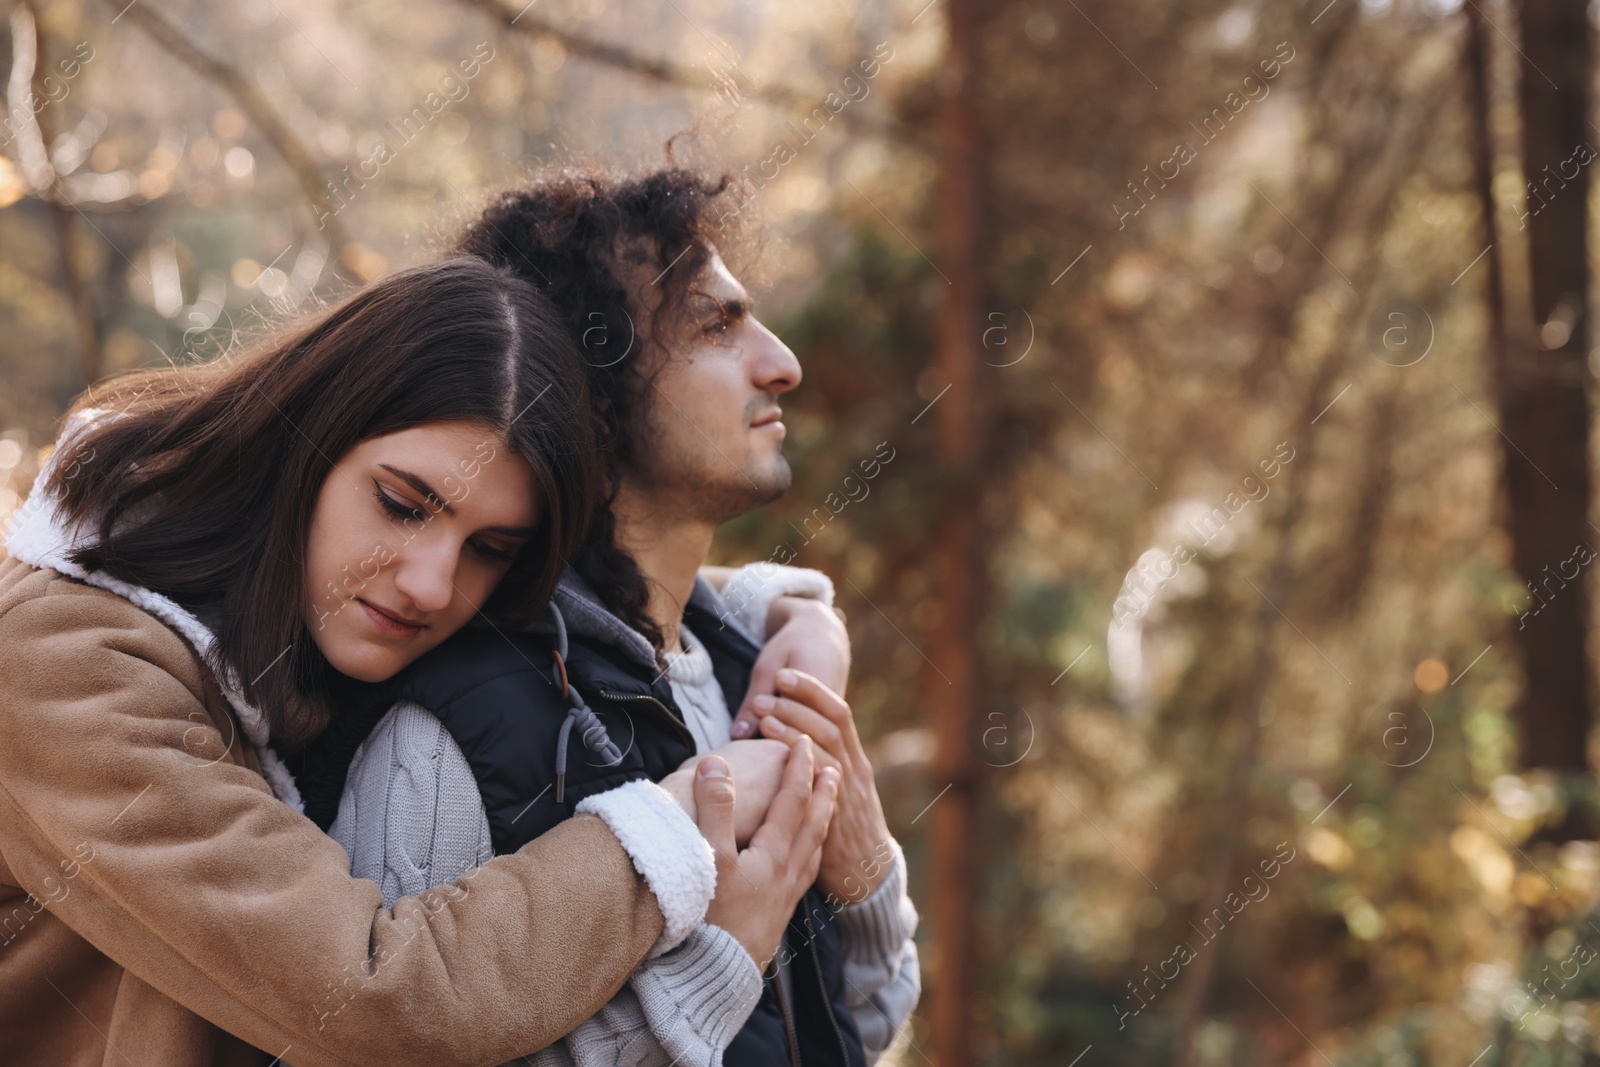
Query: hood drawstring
549 600 624 804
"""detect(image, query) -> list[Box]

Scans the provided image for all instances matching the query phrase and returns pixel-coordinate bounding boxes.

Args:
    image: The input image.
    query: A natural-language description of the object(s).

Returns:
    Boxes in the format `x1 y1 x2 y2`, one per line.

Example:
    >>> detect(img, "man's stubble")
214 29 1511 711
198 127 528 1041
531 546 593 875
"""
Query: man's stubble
626 391 793 526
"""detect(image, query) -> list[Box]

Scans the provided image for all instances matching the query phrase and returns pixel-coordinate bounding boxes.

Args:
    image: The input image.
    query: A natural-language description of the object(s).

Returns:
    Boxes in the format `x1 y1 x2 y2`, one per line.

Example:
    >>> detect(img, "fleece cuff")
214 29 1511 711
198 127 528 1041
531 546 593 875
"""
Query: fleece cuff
719 563 836 641
577 779 715 957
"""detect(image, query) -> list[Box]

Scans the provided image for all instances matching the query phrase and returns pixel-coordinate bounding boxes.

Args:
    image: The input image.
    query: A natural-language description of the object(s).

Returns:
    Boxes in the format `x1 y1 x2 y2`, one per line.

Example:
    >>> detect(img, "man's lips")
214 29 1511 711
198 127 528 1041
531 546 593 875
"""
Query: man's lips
357 599 425 637
751 409 784 428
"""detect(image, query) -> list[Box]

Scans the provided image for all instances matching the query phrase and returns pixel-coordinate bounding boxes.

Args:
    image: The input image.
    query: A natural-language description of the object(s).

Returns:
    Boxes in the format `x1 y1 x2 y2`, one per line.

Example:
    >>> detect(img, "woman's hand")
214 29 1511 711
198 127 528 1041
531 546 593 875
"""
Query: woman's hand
661 739 789 847
747 669 894 904
732 596 851 738
696 738 839 969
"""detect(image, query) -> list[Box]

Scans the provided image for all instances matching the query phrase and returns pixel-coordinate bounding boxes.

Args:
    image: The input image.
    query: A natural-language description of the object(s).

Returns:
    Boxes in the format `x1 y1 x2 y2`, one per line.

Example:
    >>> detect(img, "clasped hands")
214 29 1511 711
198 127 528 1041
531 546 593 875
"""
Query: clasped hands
656 596 893 969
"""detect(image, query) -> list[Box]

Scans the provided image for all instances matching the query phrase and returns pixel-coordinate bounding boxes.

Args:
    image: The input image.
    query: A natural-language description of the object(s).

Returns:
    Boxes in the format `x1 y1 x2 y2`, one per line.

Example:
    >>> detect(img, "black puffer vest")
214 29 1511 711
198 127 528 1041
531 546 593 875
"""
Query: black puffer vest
387 590 867 1067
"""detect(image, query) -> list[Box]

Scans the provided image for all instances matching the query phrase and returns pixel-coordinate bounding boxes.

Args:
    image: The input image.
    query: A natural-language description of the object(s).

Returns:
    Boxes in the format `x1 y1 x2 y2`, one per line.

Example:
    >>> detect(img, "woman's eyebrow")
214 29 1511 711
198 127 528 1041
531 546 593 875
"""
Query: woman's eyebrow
378 465 455 516
380 464 538 537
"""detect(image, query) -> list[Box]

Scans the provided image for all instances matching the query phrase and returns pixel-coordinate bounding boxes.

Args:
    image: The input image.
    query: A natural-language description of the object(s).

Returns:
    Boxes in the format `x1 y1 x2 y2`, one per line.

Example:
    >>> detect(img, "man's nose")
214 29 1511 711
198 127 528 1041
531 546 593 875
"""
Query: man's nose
749 318 802 395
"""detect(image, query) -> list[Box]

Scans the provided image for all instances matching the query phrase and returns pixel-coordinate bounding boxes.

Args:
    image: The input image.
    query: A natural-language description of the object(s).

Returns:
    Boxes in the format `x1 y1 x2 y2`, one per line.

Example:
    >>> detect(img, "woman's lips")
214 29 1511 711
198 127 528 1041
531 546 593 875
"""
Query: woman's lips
357 599 424 639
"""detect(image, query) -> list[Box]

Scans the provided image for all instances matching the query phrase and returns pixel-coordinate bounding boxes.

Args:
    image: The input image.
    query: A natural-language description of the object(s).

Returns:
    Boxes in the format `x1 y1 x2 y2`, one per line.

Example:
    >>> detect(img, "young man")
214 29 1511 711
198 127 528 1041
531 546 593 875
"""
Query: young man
325 169 919 1065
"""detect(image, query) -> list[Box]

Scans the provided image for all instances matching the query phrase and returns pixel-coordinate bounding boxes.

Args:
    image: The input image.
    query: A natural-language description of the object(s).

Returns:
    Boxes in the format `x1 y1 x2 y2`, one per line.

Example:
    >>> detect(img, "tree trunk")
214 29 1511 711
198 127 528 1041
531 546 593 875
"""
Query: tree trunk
1506 0 1593 823
1465 1 1508 409
930 0 985 1063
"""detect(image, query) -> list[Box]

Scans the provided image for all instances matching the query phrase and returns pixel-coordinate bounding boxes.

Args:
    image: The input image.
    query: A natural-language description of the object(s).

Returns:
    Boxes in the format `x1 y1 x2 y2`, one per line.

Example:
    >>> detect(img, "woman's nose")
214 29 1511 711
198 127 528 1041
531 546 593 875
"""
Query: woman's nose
390 542 457 614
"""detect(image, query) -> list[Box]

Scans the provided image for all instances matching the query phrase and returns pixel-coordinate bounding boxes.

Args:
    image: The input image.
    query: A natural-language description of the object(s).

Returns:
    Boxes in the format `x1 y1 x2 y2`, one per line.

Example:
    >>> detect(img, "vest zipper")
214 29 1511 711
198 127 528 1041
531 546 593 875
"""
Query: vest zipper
773 957 802 1067
809 935 853 1064
593 688 696 751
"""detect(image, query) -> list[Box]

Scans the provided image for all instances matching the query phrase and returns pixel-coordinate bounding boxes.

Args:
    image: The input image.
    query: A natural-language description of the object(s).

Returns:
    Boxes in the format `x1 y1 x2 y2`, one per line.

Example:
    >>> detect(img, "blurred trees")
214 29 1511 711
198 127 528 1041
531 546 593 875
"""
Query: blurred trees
927 0 986 1063
740 0 1600 1062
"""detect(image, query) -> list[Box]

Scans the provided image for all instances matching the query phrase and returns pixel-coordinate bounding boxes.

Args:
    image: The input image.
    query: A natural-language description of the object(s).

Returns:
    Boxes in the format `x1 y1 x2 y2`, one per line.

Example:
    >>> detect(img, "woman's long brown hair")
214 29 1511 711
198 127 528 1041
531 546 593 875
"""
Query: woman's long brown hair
45 257 600 747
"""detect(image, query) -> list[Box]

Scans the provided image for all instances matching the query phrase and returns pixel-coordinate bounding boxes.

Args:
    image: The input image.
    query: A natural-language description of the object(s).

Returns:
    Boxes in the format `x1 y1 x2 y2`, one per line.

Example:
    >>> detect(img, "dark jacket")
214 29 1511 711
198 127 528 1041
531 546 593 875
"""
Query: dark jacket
384 572 867 1067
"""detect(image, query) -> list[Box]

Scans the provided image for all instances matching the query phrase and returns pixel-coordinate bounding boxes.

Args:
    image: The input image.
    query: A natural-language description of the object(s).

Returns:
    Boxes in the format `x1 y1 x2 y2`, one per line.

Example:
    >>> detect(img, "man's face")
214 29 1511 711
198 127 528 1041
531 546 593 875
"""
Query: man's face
626 250 802 522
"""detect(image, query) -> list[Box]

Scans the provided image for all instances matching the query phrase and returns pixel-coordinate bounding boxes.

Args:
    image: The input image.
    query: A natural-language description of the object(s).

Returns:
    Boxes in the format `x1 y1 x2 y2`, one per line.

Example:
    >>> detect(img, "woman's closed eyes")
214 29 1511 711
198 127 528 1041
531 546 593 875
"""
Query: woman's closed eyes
372 480 517 564
373 480 427 523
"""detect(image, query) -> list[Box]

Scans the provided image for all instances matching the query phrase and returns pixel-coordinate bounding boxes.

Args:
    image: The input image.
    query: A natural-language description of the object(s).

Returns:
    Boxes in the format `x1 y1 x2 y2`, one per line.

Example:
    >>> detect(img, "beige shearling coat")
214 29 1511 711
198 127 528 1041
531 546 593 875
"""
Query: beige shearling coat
0 529 712 1066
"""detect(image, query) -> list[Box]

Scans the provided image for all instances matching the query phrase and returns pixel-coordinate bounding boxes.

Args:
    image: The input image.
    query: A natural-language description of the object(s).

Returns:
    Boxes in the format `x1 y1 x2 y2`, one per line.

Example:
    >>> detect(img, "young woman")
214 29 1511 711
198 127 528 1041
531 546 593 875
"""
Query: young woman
0 256 836 1066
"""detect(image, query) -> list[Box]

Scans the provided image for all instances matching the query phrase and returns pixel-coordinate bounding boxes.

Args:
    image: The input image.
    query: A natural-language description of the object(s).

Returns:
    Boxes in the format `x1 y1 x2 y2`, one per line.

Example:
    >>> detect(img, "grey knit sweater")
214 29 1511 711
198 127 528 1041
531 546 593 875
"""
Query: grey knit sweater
330 565 920 1066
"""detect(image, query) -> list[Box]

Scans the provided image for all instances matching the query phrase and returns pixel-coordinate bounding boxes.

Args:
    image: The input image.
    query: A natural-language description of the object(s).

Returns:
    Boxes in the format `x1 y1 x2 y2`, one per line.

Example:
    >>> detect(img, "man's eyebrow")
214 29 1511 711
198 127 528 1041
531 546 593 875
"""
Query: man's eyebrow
709 297 750 320
689 288 751 317
378 465 455 517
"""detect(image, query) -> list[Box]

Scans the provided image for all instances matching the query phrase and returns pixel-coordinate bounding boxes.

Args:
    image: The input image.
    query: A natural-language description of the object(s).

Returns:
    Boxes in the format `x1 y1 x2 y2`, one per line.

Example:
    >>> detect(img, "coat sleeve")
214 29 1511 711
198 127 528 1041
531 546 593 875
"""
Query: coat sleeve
334 700 764 1067
0 576 715 1067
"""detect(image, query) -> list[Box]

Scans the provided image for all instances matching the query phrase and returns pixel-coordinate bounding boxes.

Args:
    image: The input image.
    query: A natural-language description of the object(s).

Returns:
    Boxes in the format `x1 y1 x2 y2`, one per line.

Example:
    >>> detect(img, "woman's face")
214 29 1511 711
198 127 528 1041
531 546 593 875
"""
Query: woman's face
303 420 540 683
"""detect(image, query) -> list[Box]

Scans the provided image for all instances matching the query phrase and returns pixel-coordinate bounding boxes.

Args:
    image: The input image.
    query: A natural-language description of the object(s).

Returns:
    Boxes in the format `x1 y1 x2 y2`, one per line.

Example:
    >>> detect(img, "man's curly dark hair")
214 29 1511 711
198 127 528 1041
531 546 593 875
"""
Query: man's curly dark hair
456 166 747 656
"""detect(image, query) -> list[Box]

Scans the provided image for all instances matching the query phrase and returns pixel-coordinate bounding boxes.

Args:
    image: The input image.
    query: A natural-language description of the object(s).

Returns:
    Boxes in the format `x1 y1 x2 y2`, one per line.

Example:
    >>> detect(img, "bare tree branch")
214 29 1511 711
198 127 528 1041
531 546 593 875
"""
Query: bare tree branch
100 0 352 255
11 1 104 385
455 0 909 143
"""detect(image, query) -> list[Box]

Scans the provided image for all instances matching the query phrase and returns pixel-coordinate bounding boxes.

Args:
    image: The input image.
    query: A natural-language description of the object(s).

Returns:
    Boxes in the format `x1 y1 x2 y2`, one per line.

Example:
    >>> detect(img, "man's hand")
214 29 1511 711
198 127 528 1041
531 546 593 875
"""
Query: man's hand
732 596 851 738
697 737 839 969
746 669 894 903
662 739 789 847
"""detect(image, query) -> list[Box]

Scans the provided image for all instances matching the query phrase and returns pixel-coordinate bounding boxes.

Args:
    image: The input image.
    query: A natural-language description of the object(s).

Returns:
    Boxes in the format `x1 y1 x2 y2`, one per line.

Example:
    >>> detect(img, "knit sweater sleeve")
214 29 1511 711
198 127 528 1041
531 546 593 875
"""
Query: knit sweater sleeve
834 837 922 1064
537 925 764 1067
329 701 493 908
333 701 763 1066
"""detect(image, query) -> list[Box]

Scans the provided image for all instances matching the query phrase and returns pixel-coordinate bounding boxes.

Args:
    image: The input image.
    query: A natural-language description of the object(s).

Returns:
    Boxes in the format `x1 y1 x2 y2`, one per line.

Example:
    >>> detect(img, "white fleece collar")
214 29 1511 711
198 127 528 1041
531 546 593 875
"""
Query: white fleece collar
3 487 304 810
